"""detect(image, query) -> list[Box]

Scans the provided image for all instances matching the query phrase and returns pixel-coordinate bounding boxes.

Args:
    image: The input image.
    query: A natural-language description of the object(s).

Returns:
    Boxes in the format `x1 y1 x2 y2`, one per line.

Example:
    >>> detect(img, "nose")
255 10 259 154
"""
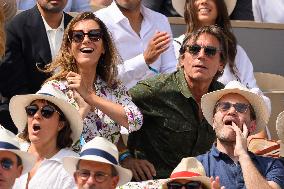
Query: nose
197 48 206 59
86 174 96 185
227 105 237 115
82 35 91 43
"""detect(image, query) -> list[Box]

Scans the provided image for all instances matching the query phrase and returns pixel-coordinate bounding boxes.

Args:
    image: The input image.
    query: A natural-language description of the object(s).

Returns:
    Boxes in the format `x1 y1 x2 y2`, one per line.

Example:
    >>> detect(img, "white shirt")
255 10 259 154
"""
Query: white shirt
95 2 177 89
41 15 65 60
17 0 92 12
13 147 78 189
252 0 284 23
174 34 272 116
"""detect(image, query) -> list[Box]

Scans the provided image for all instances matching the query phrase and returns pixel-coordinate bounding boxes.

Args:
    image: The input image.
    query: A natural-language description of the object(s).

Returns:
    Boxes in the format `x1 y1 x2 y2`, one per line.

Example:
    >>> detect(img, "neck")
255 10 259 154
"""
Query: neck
119 5 143 34
185 76 212 103
29 141 59 160
37 4 63 29
216 139 239 162
79 67 97 89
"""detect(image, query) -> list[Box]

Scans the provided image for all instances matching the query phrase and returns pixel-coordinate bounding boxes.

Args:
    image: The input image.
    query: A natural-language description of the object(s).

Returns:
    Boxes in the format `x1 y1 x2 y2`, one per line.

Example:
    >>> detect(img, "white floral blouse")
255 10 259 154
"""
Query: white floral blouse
47 77 143 149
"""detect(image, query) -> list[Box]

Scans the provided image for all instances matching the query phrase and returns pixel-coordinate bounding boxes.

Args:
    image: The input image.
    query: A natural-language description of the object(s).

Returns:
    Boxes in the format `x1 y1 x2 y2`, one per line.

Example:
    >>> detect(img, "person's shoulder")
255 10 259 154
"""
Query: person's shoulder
143 5 167 20
8 8 34 26
59 148 79 157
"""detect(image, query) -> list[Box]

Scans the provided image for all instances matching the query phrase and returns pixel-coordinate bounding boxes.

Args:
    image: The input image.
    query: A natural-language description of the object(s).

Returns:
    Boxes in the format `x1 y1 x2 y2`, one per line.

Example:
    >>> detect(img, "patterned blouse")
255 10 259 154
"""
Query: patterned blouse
46 77 143 148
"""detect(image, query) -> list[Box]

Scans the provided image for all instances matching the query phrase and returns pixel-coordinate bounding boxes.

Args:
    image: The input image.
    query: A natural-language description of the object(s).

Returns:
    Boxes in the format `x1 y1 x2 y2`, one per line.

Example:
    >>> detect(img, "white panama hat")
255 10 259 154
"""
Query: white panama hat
201 80 270 135
9 81 83 144
172 0 237 17
276 111 284 157
162 157 210 189
63 137 132 186
0 125 35 174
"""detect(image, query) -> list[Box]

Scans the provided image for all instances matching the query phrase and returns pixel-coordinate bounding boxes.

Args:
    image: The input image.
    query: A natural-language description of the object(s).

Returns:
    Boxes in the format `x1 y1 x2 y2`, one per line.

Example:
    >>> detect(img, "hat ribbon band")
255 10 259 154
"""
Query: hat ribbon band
37 92 55 97
171 171 201 179
80 148 118 165
0 141 20 150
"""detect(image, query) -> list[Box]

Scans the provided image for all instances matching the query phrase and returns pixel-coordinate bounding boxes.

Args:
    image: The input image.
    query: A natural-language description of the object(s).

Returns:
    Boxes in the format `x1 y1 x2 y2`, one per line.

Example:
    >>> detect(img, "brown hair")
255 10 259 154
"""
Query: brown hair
44 12 121 88
179 25 229 80
0 6 5 57
21 100 73 149
183 0 238 79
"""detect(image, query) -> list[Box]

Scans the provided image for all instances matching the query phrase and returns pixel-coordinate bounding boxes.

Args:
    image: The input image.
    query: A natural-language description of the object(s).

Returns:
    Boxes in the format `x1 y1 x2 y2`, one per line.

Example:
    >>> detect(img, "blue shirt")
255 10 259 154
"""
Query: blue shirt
197 145 284 189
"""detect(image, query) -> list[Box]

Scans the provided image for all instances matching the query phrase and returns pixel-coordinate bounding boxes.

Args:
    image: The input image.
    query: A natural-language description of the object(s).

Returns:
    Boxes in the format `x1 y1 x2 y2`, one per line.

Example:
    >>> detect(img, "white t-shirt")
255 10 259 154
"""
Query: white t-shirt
253 0 284 23
13 144 78 189
95 2 177 89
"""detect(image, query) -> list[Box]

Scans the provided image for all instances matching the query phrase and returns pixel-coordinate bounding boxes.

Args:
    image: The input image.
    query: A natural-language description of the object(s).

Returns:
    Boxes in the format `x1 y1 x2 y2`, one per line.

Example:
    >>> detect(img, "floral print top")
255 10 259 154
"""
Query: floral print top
46 77 143 148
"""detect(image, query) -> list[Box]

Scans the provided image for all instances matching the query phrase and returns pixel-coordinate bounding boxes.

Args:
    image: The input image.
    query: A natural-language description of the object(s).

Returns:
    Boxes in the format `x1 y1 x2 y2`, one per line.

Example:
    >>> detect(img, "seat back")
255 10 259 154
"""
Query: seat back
255 72 284 140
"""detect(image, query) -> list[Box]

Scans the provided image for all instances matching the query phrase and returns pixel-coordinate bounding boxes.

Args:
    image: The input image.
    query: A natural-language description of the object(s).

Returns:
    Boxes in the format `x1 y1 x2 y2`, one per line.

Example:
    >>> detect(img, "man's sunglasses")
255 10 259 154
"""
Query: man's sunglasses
185 44 222 57
69 29 103 43
0 158 14 170
215 102 250 114
25 104 61 119
167 181 202 189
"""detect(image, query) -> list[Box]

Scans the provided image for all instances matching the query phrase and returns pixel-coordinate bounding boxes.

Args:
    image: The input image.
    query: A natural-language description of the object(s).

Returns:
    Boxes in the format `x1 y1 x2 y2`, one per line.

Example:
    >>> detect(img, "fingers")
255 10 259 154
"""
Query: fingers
242 123 249 138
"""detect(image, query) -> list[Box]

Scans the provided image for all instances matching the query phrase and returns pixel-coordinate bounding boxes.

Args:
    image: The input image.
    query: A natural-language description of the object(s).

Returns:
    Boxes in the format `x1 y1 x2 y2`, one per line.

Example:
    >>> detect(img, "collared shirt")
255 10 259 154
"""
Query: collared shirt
95 2 177 89
41 14 64 60
17 0 92 12
128 68 224 179
13 143 78 189
197 144 284 189
46 78 143 150
253 0 284 23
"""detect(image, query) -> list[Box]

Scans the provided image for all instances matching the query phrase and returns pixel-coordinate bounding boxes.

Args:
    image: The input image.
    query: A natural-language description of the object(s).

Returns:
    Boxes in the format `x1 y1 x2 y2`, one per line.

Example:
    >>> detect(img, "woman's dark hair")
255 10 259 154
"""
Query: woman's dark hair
183 0 238 79
44 12 122 88
21 100 73 149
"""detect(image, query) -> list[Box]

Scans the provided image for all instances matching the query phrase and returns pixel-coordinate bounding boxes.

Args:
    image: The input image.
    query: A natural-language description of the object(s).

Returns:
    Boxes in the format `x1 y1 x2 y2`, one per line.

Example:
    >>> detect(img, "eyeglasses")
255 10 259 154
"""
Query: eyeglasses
76 169 110 183
185 44 222 57
215 102 250 114
167 181 202 189
69 29 103 43
0 158 14 170
25 104 61 119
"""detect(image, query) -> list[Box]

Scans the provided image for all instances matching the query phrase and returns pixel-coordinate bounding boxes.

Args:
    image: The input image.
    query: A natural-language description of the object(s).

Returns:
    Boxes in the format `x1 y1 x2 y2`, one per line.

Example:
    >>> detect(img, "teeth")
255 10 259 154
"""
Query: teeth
80 47 94 53
199 8 210 13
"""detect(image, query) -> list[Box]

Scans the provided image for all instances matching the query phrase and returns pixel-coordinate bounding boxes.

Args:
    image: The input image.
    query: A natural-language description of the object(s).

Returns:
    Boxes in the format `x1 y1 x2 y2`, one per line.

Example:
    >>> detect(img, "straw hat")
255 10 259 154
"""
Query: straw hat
201 80 270 135
63 137 132 186
9 81 83 144
1 0 17 22
162 157 210 189
0 125 36 174
172 0 237 17
276 111 284 157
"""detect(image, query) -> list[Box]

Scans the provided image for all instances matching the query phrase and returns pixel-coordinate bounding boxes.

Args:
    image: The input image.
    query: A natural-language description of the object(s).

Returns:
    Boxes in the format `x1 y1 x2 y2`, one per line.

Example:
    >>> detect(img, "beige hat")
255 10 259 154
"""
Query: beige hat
162 157 210 189
1 0 17 22
276 111 284 157
0 125 36 174
172 0 237 17
63 137 132 186
201 80 270 135
9 81 83 144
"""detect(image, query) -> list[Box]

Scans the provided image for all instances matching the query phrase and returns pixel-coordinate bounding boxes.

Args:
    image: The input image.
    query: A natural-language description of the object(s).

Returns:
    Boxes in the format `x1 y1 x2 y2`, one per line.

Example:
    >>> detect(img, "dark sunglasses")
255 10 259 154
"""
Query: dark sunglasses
167 181 201 189
0 158 14 170
69 29 103 43
185 44 222 57
25 104 61 119
215 102 250 114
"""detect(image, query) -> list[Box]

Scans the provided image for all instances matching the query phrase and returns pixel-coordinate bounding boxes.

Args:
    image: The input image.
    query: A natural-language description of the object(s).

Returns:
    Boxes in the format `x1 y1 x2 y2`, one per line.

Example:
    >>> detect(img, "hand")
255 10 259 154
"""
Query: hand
210 176 226 189
120 157 156 181
66 71 92 99
73 90 91 118
232 122 249 158
143 31 170 65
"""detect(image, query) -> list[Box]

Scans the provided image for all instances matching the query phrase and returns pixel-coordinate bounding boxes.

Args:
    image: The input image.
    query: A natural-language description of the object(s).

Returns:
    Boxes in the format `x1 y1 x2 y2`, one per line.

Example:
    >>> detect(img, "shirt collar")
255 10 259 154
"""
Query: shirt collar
41 14 65 32
175 68 193 98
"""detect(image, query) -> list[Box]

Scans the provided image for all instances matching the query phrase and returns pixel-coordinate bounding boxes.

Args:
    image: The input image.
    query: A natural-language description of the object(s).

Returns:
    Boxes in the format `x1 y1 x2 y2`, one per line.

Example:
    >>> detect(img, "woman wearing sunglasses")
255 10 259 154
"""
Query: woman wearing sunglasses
43 12 143 150
8 83 83 189
172 0 270 139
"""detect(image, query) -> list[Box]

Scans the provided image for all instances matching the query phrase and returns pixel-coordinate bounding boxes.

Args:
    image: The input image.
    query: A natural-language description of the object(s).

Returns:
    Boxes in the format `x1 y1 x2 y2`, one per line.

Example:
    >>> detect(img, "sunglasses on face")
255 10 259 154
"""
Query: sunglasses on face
215 102 250 114
25 104 61 119
69 29 103 43
0 158 14 170
185 44 222 57
76 169 110 183
167 181 202 189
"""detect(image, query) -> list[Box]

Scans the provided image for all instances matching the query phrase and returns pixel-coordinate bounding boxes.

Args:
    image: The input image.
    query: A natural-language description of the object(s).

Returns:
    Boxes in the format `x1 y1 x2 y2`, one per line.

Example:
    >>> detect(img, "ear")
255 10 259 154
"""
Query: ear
111 176 119 188
212 115 217 130
74 172 79 184
16 165 23 178
57 121 65 131
218 62 225 72
248 120 257 133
